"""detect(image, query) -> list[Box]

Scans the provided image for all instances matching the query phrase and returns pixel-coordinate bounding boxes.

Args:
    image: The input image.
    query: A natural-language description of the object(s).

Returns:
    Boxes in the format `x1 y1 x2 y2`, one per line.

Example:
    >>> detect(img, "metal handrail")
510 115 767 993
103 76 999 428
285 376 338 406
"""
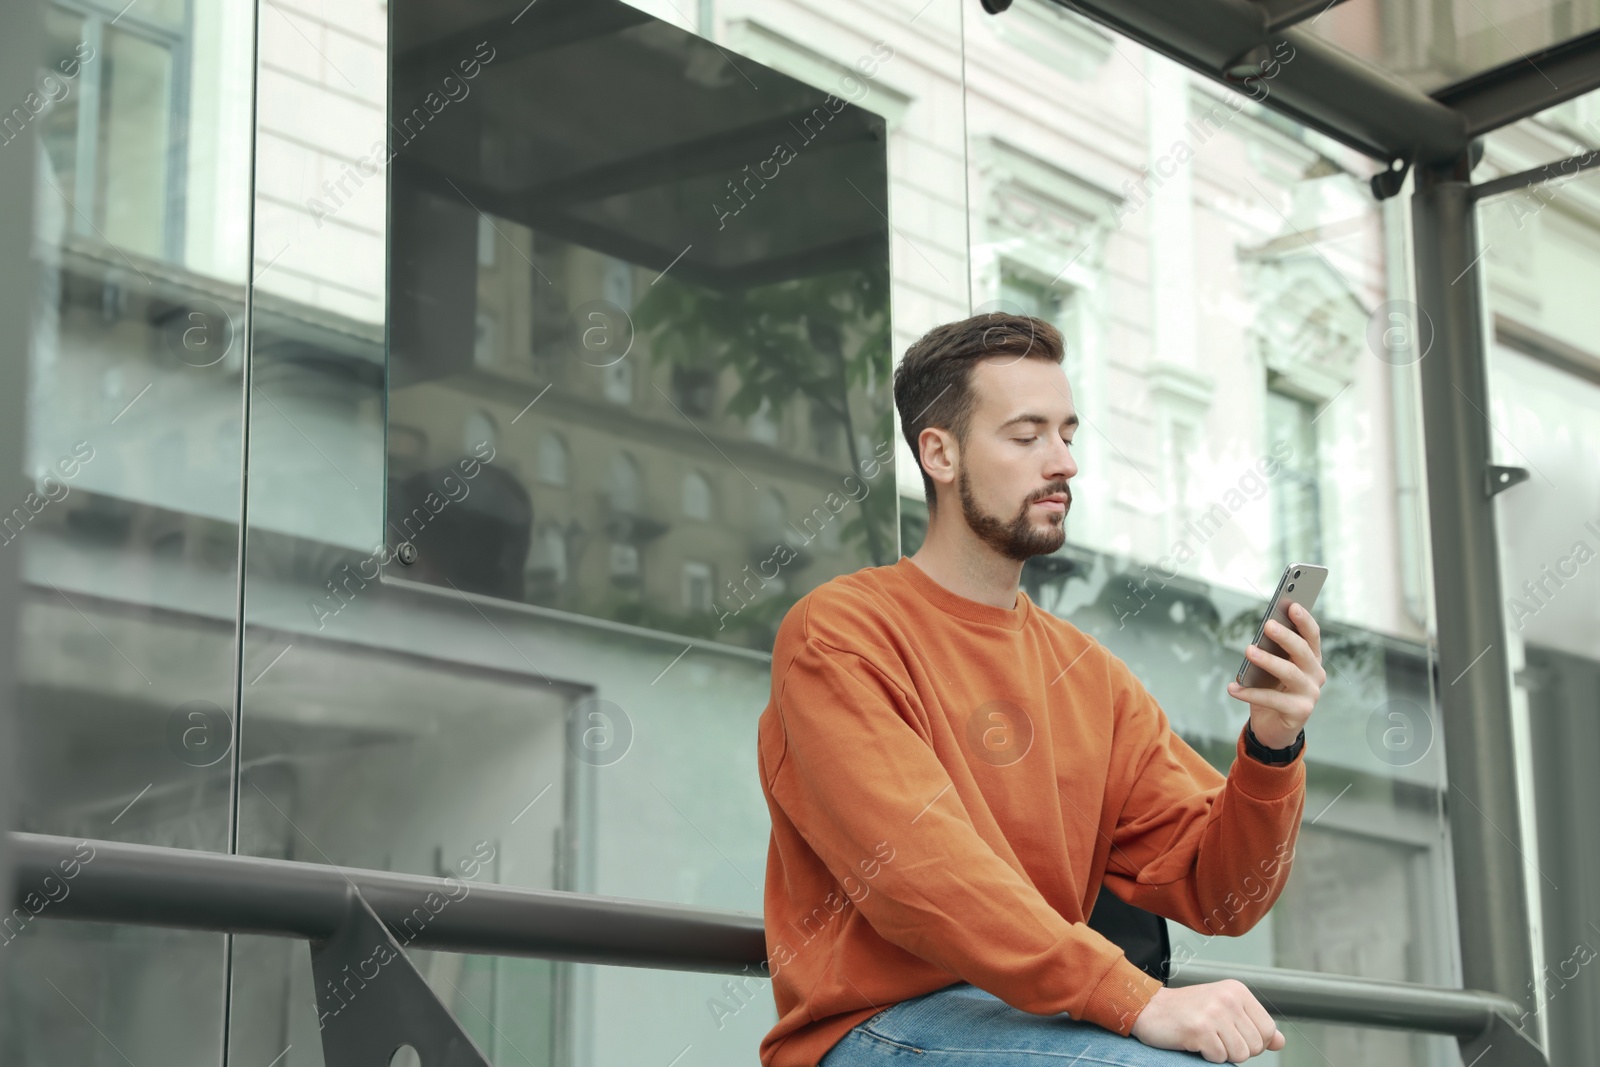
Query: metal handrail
11 832 1545 1063
9 832 764 974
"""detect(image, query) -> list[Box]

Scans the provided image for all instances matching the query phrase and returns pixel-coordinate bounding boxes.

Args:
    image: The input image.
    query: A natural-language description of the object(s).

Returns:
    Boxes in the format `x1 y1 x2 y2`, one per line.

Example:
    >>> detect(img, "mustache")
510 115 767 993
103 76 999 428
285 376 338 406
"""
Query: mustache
1029 485 1072 505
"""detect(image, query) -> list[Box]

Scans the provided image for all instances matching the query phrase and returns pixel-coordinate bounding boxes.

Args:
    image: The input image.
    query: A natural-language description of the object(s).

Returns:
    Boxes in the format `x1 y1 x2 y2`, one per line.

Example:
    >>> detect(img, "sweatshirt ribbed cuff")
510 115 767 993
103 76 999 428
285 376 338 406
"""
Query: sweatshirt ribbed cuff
1079 953 1163 1037
1229 726 1306 802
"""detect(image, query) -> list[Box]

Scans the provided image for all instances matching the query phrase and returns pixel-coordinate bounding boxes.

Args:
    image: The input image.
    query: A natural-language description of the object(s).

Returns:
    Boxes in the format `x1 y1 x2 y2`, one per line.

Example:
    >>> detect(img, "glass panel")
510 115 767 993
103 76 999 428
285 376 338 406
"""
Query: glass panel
1304 0 1600 93
231 1 958 1066
3 0 253 1062
958 5 1459 1063
382 0 897 653
1478 157 1600 1065
1476 83 1600 176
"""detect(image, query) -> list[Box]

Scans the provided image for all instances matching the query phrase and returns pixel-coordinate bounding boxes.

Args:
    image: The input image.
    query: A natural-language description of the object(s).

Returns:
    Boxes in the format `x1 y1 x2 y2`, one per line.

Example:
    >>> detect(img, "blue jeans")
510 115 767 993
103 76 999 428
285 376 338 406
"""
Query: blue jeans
818 982 1209 1067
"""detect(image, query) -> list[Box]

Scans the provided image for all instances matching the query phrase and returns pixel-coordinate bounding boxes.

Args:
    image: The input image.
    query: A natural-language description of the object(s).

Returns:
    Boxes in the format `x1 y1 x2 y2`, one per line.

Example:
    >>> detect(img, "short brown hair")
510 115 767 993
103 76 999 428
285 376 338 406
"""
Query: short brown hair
893 313 1064 509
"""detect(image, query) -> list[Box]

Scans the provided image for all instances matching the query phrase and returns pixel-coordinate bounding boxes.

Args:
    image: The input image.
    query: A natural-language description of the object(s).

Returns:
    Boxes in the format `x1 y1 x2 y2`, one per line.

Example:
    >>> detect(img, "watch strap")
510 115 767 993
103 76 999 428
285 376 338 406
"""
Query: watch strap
1244 722 1305 765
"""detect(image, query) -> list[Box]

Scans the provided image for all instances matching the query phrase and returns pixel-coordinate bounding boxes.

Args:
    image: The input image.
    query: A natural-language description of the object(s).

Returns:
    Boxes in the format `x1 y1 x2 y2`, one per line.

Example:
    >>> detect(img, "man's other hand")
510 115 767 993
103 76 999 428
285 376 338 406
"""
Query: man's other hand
1129 980 1287 1063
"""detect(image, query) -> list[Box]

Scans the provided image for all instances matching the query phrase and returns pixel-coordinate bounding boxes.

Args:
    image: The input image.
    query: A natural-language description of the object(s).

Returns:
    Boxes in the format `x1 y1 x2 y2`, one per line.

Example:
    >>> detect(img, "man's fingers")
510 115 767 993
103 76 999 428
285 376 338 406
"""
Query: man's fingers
1219 1020 1252 1063
1240 995 1278 1050
1265 619 1318 678
1244 643 1306 690
1289 602 1322 660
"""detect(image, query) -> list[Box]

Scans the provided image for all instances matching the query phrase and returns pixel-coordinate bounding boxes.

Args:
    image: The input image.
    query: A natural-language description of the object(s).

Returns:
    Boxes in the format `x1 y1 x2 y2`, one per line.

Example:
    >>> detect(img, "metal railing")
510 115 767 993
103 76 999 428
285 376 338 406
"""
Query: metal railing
10 832 1549 1066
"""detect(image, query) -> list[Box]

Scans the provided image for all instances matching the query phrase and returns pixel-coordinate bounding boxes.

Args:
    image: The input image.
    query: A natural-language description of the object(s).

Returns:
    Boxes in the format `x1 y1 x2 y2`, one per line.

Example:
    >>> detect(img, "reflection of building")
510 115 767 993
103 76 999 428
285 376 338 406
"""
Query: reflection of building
8 0 1600 1065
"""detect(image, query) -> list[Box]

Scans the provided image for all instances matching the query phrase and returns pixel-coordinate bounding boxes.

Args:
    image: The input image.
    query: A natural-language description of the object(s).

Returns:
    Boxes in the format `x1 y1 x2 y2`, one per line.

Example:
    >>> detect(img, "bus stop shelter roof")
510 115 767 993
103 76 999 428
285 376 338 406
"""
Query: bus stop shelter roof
1044 0 1600 168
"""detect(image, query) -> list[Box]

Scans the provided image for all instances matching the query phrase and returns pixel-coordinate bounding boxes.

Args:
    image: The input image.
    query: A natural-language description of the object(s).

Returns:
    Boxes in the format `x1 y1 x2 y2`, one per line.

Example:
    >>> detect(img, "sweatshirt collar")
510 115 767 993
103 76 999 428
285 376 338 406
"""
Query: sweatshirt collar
892 556 1032 632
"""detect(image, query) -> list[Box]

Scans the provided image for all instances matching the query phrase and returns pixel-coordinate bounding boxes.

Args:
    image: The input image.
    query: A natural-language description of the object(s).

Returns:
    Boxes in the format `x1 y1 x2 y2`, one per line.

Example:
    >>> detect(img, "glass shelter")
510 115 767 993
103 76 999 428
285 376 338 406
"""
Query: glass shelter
0 0 1596 1064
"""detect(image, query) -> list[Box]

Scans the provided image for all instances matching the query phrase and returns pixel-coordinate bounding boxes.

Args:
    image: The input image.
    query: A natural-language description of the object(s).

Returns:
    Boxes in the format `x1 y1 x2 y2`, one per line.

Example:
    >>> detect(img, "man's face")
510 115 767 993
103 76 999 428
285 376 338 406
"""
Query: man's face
950 355 1079 562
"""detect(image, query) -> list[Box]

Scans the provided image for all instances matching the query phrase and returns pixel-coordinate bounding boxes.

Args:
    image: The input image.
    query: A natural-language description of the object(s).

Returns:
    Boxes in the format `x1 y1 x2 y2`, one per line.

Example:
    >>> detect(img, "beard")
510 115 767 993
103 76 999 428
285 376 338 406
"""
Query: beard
956 464 1070 562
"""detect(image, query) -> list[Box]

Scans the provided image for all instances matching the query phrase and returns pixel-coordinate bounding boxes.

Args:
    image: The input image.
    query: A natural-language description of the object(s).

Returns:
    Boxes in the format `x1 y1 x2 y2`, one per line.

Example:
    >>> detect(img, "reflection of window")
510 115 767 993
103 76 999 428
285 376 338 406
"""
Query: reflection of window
672 365 717 417
601 255 634 309
537 431 568 486
748 396 779 445
463 410 496 456
532 525 567 584
603 358 633 404
682 561 713 611
755 489 788 544
1266 386 1323 569
477 213 497 267
810 403 839 460
474 311 497 367
610 542 640 583
681 471 712 520
39 3 182 261
999 261 1078 375
608 452 642 513
1000 262 1065 325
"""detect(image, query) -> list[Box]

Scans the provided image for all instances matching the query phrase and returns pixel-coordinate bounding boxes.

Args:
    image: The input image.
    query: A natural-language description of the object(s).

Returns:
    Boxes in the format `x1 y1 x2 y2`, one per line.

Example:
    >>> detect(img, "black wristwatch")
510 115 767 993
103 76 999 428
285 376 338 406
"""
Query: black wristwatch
1244 722 1305 765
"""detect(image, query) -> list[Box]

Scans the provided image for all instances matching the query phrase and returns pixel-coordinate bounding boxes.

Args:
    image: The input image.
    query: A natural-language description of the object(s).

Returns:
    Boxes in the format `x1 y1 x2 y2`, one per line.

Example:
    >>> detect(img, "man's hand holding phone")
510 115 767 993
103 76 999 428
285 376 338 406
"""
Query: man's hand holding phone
1227 599 1325 748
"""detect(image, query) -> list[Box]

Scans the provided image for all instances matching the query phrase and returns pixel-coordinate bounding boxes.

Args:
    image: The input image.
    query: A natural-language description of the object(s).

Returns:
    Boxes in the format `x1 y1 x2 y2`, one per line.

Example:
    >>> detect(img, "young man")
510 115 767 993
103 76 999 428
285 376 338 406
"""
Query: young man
755 313 1324 1066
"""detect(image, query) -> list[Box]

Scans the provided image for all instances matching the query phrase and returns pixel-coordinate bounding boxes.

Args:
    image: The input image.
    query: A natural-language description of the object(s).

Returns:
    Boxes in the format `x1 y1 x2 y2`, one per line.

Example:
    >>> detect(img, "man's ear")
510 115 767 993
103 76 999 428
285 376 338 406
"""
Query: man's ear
920 426 957 488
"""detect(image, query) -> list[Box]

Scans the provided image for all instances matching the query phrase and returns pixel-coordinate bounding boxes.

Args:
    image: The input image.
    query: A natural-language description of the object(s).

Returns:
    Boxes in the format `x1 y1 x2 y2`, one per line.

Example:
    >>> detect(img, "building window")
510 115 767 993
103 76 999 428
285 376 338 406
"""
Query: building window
474 311 497 367
601 254 633 310
532 525 568 585
608 452 642 514
999 261 1078 375
40 3 185 262
755 489 788 546
1266 386 1323 570
463 410 496 456
748 395 779 445
603 357 633 404
682 561 714 611
682 471 713 521
477 213 497 267
1000 262 1065 325
537 431 569 486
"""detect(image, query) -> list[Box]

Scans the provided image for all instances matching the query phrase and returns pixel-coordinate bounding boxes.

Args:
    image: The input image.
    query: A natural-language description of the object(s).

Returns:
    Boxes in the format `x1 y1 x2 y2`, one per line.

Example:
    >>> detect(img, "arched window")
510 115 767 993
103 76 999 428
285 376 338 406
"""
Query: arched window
755 488 788 545
537 431 569 486
609 452 643 513
682 470 713 521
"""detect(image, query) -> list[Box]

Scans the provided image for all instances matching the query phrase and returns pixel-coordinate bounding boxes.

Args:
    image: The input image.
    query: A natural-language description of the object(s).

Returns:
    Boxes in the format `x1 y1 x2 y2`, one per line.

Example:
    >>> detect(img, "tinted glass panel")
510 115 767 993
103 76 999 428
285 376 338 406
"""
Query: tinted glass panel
384 0 896 653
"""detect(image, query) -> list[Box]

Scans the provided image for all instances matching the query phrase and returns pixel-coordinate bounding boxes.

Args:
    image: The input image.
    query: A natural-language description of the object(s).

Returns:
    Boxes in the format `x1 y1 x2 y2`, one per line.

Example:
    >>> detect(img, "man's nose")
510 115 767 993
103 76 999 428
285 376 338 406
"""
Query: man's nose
1047 438 1077 480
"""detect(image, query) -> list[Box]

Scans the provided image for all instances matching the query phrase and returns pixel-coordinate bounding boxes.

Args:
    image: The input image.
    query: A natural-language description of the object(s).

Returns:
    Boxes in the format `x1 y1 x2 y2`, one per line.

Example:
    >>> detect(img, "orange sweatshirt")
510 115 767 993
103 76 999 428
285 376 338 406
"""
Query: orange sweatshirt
756 556 1306 1067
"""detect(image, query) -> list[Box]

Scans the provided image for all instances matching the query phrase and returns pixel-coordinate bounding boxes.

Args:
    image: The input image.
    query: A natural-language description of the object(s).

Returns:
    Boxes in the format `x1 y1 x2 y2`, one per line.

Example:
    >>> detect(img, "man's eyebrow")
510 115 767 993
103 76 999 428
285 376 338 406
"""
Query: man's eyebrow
999 412 1080 430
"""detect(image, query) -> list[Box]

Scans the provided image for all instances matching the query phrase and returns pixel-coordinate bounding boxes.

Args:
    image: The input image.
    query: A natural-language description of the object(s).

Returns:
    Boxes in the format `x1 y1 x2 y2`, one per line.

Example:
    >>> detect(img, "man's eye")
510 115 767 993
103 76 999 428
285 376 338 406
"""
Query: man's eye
1015 437 1036 444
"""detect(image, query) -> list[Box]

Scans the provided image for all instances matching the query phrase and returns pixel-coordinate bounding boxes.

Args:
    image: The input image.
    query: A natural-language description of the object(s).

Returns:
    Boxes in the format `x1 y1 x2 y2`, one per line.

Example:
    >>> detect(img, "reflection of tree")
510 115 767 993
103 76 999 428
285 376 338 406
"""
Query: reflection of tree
633 261 895 567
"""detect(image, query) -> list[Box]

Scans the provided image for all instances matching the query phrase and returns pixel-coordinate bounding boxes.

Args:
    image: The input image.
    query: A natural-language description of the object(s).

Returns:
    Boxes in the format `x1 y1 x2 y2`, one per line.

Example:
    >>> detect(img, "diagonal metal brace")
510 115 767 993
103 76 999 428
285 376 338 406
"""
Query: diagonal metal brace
310 886 491 1067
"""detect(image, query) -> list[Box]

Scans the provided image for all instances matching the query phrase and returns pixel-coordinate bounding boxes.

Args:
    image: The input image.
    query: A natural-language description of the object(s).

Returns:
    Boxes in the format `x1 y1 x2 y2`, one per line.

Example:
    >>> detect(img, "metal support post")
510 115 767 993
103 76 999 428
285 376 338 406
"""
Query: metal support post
1411 154 1543 1062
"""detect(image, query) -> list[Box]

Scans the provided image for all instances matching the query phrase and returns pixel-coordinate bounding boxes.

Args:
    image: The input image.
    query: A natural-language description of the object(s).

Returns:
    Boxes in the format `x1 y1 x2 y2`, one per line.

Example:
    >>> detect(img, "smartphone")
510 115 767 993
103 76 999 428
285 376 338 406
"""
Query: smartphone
1236 563 1328 690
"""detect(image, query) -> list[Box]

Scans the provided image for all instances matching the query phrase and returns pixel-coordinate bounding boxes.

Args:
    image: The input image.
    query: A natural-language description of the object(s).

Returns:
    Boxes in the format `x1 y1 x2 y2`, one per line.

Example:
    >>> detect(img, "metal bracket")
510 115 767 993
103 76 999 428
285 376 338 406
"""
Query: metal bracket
1487 465 1530 498
311 886 491 1067
1371 156 1413 200
1459 1005 1552 1067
